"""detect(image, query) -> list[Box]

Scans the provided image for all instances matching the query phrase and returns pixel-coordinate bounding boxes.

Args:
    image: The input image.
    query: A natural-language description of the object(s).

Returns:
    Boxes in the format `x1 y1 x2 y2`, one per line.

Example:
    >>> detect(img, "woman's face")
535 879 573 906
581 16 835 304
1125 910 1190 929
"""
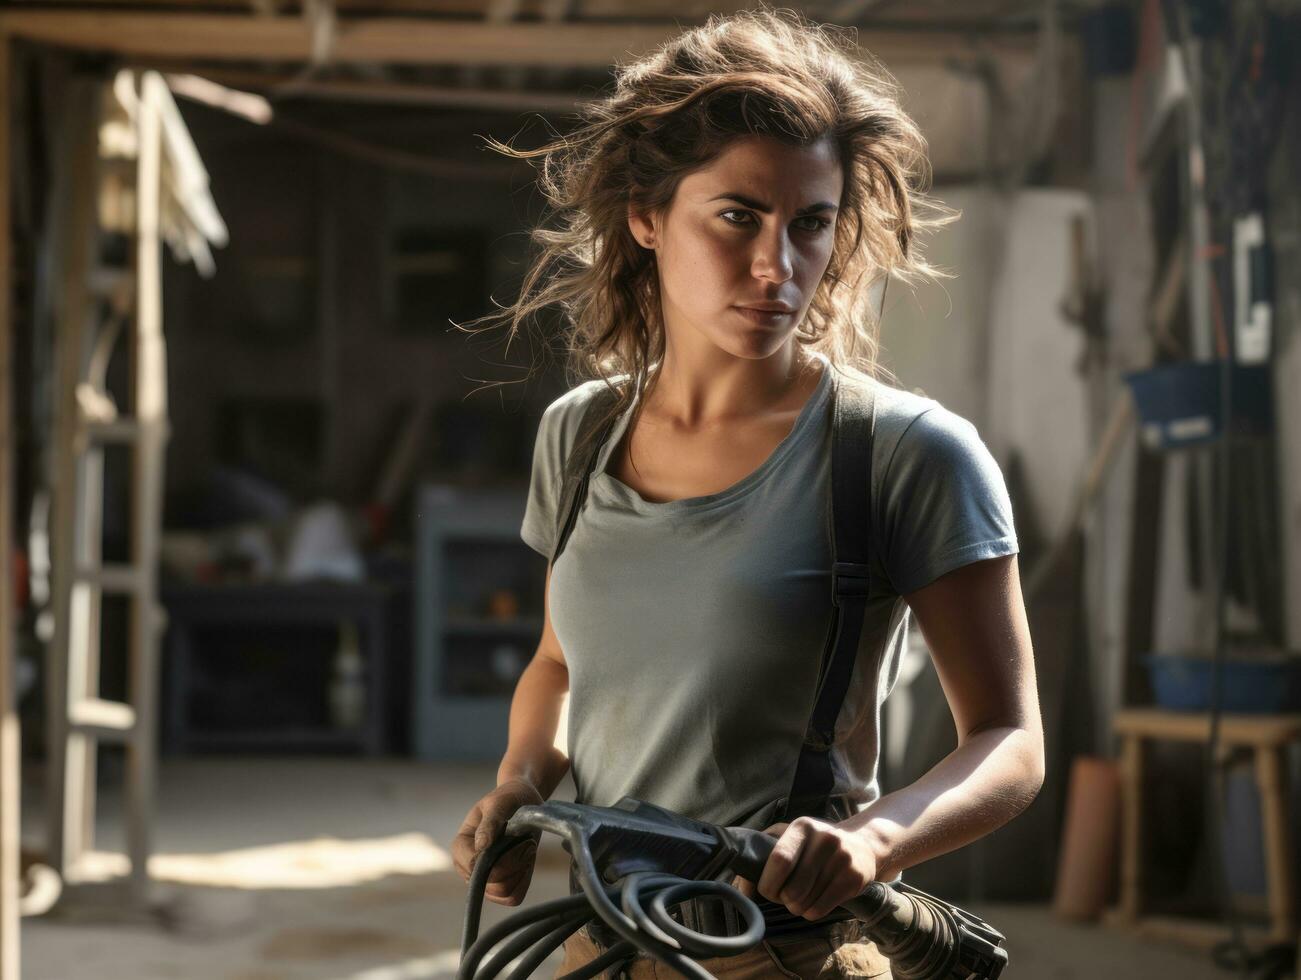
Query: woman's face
629 134 843 361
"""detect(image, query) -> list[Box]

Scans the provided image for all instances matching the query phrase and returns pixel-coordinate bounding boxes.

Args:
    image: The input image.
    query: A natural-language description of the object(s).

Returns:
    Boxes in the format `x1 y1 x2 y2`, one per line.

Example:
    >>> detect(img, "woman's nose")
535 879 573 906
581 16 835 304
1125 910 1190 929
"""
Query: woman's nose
750 229 794 284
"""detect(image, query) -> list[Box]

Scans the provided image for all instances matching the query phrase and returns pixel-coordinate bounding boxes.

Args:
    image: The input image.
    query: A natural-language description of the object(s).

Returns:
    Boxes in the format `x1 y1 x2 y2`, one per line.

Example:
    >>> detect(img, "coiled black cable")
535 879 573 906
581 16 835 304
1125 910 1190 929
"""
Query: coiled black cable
458 834 765 980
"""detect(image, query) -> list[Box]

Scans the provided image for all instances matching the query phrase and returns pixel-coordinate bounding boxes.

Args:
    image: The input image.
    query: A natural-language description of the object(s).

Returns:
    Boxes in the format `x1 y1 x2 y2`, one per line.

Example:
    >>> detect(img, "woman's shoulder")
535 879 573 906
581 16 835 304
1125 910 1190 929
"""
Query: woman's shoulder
851 378 1016 594
834 372 955 458
535 375 631 456
874 382 983 455
541 375 628 423
839 373 996 490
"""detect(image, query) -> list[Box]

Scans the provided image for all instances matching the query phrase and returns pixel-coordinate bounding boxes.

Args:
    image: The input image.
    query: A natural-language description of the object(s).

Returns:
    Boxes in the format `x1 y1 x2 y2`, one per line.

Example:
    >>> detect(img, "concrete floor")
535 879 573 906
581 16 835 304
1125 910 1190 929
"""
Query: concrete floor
16 758 1236 979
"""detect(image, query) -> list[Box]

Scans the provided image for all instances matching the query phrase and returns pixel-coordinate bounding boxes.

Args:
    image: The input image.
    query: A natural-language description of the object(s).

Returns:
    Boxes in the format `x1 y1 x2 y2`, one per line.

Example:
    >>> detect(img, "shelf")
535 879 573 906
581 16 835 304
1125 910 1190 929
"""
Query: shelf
413 484 544 760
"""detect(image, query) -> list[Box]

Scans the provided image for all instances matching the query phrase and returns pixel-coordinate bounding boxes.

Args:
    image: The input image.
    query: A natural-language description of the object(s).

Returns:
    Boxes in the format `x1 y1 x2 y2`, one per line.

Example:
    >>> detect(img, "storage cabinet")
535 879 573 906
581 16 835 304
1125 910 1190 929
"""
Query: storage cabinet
413 484 545 759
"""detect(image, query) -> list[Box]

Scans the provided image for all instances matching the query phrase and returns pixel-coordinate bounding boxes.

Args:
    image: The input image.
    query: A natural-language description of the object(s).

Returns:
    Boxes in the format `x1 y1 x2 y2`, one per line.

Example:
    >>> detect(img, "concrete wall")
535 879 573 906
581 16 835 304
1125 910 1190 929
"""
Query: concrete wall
1269 59 1301 653
1082 76 1156 747
877 185 998 429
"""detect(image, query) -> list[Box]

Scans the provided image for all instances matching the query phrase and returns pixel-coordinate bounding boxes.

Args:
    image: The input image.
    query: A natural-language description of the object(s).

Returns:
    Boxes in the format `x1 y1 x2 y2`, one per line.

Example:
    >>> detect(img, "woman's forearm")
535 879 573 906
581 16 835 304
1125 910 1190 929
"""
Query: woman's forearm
840 724 1045 883
497 655 571 800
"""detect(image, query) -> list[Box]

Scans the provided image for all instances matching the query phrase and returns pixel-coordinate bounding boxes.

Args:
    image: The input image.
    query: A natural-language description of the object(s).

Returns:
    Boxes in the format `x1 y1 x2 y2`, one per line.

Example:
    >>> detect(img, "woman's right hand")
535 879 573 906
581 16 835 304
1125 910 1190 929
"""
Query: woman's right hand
452 778 545 906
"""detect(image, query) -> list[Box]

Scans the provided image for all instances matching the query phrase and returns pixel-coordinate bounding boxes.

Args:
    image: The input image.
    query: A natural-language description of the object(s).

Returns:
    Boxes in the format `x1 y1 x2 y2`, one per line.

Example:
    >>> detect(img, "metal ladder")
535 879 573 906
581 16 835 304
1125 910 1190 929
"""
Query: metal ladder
45 70 175 899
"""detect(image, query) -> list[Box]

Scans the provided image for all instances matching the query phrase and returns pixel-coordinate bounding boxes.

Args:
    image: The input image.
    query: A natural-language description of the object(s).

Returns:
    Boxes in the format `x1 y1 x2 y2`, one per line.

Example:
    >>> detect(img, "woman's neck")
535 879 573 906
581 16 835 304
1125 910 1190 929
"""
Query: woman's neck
643 344 820 430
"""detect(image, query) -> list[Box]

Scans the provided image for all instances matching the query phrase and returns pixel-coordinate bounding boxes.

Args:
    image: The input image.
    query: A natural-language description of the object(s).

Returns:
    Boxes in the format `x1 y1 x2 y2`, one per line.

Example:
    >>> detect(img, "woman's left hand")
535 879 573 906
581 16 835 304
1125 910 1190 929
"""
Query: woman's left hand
729 817 879 921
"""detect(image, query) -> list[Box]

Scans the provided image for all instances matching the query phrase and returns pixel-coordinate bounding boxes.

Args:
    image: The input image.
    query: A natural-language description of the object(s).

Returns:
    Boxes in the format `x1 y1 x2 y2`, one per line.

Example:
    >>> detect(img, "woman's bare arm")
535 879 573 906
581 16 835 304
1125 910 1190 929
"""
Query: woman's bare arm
497 562 572 800
744 554 1044 921
840 553 1044 881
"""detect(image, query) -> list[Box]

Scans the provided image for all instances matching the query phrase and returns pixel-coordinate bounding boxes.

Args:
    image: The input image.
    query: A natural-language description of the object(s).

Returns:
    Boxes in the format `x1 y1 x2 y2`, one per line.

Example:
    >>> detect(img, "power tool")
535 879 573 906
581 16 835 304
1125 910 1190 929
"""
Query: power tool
458 796 1008 979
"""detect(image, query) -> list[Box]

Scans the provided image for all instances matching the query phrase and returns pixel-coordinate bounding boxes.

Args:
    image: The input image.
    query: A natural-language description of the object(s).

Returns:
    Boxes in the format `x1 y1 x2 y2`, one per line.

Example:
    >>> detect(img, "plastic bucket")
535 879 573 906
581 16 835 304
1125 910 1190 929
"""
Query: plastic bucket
1143 653 1301 713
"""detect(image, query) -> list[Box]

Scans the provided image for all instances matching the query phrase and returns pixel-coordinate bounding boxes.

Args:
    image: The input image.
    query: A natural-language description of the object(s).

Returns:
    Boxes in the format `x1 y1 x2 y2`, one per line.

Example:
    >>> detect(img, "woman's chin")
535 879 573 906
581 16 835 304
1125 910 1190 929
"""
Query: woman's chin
729 330 794 360
691 321 796 361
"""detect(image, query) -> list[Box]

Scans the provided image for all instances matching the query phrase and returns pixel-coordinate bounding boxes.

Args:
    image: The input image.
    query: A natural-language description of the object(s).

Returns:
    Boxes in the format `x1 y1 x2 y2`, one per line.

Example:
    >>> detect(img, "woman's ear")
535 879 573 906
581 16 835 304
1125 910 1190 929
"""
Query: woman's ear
627 207 657 250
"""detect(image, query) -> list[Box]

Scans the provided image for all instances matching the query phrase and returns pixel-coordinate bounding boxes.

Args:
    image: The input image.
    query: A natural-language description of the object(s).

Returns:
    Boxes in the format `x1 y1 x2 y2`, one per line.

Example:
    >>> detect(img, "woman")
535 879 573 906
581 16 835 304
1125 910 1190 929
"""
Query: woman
452 8 1044 979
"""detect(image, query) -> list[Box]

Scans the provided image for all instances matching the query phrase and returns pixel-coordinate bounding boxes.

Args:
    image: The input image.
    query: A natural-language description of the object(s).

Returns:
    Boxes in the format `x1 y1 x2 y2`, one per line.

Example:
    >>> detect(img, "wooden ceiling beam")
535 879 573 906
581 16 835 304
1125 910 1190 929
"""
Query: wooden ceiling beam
160 67 591 112
0 12 669 64
0 10 1036 67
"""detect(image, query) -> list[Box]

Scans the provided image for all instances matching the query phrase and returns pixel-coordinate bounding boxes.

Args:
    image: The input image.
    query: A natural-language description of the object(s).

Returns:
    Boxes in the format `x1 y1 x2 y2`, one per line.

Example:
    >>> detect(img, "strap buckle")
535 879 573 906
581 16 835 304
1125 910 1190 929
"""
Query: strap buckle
831 561 871 606
804 728 835 752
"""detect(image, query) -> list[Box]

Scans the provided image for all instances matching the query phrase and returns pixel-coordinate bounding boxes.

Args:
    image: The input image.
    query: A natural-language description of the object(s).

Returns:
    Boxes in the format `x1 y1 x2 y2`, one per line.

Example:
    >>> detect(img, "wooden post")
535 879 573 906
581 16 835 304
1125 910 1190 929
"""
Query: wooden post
1117 732 1145 922
44 74 100 883
1255 745 1297 944
0 30 21 980
126 71 167 898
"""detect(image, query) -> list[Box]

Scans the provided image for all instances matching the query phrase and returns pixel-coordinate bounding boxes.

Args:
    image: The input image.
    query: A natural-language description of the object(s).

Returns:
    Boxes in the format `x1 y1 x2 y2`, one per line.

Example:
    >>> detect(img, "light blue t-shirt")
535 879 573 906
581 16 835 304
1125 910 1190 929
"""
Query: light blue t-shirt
521 355 1018 828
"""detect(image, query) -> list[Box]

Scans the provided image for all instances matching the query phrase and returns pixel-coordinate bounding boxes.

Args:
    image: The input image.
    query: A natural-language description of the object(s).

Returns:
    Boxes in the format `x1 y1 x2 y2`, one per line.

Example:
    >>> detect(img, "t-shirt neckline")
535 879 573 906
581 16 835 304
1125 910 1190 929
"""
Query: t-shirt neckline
592 354 834 515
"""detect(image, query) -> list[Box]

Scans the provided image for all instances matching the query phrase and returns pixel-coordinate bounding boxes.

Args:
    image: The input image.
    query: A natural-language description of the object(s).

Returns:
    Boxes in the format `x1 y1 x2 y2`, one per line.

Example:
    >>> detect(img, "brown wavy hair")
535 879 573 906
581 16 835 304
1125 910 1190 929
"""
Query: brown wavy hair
463 4 956 432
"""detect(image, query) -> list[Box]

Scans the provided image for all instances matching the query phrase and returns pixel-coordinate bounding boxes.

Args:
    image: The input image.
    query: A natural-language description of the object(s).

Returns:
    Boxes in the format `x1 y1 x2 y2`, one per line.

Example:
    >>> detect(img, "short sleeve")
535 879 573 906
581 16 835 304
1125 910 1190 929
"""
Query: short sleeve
520 381 606 559
876 405 1019 596
520 401 564 559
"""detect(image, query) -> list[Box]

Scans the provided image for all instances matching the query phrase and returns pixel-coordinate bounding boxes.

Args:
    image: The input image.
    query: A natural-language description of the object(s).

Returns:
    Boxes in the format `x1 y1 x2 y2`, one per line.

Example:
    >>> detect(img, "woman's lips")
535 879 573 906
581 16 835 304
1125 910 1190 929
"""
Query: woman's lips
733 306 793 325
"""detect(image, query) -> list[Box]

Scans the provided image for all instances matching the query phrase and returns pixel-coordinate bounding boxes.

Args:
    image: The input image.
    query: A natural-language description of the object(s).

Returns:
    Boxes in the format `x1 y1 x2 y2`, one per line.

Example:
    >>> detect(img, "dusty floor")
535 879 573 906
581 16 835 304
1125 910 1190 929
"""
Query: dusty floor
17 757 1236 979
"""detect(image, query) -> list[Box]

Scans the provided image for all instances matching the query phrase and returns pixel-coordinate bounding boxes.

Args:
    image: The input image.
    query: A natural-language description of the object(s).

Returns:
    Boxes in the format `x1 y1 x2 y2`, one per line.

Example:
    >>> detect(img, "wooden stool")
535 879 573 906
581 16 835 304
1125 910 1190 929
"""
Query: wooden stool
1107 707 1301 946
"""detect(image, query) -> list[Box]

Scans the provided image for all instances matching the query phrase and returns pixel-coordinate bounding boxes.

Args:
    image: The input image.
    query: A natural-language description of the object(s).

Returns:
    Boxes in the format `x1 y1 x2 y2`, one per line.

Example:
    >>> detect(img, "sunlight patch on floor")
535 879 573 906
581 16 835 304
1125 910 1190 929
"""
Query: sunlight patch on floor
326 949 464 980
73 833 452 889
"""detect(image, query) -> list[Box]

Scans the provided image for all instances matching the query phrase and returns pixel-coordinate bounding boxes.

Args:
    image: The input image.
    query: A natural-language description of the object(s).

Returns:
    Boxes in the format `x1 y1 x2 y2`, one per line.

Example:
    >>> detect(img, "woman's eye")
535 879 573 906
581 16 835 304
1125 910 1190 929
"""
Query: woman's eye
719 210 830 233
797 216 832 233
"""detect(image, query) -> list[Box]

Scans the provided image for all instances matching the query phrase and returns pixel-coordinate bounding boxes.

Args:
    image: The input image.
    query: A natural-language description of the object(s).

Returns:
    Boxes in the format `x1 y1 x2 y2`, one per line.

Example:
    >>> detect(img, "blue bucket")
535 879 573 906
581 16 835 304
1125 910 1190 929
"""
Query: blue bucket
1123 362 1273 450
1144 653 1301 713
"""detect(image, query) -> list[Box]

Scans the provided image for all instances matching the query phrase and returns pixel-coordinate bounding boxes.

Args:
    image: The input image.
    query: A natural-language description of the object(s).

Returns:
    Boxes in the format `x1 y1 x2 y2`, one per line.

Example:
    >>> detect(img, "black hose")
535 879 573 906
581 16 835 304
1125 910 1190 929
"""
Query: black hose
459 814 1007 979
459 834 529 957
565 830 765 979
557 940 643 979
459 833 766 980
500 919 587 980
459 834 599 979
495 914 589 976
623 872 765 958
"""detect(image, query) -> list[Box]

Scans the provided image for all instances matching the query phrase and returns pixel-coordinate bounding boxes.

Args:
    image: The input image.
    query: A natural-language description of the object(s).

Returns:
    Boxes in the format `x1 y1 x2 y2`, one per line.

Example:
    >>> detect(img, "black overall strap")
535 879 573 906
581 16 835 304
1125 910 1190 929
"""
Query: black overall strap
550 381 626 565
779 371 878 824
